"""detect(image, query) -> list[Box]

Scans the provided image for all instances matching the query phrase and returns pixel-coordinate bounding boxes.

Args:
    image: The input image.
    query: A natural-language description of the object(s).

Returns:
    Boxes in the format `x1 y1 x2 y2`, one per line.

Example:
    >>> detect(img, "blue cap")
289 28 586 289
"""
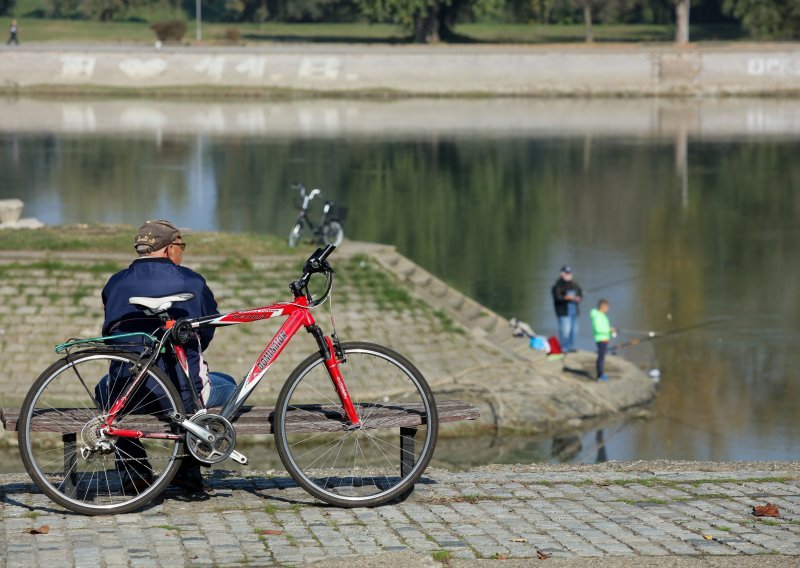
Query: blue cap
560 265 572 273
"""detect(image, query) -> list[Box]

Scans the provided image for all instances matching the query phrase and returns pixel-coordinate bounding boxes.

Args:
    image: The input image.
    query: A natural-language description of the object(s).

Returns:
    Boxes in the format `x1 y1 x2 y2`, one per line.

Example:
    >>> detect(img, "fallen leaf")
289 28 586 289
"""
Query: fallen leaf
260 529 284 536
703 534 713 540
753 503 780 518
510 537 527 543
536 549 551 560
495 553 508 560
26 525 49 535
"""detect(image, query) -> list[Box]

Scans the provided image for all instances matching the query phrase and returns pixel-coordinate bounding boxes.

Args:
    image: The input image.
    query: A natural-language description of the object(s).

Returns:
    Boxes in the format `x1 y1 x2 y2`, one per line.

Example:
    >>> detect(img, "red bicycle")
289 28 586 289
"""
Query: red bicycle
18 245 438 515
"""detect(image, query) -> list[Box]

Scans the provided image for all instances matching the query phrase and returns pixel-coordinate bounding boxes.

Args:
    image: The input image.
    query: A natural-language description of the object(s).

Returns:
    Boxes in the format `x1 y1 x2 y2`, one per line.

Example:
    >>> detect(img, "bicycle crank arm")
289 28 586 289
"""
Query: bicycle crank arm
170 412 216 443
229 450 248 465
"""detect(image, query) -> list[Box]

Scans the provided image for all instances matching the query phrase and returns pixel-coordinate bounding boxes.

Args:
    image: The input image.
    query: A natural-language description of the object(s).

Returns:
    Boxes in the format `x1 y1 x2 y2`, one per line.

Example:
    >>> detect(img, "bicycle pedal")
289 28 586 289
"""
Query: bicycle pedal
229 450 248 465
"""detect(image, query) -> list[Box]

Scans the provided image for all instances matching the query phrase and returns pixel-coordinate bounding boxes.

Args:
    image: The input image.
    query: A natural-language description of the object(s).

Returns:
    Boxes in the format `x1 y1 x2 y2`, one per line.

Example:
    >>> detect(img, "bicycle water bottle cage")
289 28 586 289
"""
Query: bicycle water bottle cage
129 293 195 316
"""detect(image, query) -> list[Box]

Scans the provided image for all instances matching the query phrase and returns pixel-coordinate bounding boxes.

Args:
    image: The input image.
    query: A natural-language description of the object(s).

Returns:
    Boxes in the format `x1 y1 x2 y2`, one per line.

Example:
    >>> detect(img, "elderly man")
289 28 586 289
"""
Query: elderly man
99 219 236 492
551 265 583 352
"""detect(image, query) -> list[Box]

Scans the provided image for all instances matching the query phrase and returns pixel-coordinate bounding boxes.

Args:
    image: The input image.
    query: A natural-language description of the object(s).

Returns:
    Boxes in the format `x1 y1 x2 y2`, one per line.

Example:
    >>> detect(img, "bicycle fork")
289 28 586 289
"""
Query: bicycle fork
309 326 361 428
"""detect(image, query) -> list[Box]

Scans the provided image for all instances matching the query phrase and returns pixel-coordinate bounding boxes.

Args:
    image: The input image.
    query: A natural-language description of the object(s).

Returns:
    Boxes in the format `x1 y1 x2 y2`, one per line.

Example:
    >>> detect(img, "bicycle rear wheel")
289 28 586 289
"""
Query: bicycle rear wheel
322 220 344 247
18 350 185 515
274 342 438 507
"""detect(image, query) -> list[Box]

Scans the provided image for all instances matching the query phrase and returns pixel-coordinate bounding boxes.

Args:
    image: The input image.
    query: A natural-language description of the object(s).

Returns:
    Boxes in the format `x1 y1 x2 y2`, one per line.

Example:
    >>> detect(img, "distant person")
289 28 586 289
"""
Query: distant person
551 265 582 352
590 299 615 381
6 20 19 46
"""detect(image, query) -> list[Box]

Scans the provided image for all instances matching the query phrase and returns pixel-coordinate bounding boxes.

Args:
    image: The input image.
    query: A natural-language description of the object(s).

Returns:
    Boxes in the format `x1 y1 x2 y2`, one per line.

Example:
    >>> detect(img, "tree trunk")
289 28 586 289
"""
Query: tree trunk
414 6 441 43
582 1 593 43
675 0 690 44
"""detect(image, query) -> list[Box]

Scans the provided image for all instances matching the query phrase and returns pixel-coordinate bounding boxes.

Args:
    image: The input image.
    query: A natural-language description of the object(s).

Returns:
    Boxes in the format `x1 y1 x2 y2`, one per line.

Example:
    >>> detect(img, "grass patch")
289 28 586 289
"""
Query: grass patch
340 255 425 312
432 309 466 336
264 504 278 515
154 524 181 532
758 519 781 526
24 511 42 520
0 225 295 257
5 17 745 45
621 498 669 505
432 550 451 562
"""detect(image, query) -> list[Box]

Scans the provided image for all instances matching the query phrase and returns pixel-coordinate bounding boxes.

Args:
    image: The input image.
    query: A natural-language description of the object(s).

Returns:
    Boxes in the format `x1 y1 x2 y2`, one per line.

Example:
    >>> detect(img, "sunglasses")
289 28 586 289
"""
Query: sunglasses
170 242 186 251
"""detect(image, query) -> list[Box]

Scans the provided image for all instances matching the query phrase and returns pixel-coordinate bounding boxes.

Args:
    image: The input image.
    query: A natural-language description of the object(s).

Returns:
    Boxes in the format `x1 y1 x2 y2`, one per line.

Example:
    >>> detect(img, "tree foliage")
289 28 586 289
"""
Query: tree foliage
355 0 505 42
723 0 800 38
0 0 15 17
45 0 157 21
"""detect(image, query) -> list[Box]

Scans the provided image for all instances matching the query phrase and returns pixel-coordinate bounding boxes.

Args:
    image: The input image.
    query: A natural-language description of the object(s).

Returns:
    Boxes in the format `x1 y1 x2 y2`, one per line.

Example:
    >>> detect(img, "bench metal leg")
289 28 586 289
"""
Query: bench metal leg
62 433 77 498
400 427 416 478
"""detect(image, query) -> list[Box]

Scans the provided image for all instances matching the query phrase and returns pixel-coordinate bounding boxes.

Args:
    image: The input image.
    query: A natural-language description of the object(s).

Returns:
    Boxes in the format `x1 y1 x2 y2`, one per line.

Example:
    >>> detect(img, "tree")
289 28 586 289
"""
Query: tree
46 0 159 21
723 0 800 39
355 0 504 43
0 0 15 17
674 0 690 43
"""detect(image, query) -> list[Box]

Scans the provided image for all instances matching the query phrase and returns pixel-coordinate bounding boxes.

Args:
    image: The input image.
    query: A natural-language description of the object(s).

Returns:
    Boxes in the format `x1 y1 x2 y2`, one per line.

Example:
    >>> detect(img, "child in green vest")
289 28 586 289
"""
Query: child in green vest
590 299 615 381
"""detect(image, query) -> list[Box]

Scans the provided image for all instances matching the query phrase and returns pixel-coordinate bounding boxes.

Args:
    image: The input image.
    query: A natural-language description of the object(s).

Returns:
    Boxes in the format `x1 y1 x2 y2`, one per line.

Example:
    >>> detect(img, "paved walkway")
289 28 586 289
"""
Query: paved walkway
2 461 800 566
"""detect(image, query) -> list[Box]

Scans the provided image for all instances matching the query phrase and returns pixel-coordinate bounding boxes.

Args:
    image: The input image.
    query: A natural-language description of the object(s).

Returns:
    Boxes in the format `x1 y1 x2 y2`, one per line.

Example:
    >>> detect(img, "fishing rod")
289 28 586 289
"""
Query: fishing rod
610 317 730 352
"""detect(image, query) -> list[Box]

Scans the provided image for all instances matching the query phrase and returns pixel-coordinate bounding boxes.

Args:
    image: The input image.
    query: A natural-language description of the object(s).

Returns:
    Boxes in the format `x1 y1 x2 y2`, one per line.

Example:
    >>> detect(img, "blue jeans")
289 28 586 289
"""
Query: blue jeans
558 315 578 352
95 371 237 412
205 372 237 408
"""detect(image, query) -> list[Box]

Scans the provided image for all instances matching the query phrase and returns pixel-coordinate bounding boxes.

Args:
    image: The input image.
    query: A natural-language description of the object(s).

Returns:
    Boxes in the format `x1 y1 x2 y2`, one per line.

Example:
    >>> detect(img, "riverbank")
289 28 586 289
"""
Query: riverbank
0 228 656 439
1 43 799 96
2 461 799 565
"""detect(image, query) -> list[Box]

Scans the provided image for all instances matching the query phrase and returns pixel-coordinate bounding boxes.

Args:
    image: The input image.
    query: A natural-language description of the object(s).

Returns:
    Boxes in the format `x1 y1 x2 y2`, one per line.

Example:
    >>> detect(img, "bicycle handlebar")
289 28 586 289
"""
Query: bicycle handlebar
291 245 337 305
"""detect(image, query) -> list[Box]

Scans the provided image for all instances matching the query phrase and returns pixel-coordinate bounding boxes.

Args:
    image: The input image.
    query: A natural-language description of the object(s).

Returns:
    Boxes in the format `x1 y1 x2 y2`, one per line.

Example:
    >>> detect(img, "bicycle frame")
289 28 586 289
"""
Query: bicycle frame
102 285 361 442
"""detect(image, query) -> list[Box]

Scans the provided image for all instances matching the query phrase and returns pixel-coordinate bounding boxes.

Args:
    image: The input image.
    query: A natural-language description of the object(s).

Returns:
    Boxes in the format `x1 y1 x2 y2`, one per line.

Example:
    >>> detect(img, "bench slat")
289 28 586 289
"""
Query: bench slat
1 400 480 434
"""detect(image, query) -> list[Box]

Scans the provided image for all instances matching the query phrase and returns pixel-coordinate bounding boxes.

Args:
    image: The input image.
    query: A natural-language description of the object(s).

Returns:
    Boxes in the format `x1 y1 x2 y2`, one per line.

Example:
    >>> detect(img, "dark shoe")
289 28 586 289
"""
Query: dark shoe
171 460 212 493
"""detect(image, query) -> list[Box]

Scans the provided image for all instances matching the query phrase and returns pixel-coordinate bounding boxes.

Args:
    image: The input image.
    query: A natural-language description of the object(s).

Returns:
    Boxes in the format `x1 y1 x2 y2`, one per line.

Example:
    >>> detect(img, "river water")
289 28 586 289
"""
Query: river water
1 97 799 469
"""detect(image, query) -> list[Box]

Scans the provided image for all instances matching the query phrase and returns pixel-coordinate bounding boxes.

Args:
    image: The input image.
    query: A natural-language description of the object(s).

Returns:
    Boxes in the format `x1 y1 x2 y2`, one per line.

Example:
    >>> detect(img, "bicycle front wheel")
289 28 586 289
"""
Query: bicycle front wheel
18 350 185 515
288 222 303 247
322 220 344 247
274 342 438 507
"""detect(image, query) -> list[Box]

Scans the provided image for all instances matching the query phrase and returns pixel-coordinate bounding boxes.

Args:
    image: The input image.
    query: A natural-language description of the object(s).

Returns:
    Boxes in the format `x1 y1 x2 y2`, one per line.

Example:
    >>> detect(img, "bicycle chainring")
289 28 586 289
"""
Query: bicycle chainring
185 413 237 465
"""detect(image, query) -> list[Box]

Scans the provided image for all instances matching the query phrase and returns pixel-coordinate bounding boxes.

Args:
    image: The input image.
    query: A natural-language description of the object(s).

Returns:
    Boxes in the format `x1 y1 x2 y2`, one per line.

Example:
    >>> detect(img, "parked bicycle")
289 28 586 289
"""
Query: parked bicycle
18 245 438 515
288 184 346 248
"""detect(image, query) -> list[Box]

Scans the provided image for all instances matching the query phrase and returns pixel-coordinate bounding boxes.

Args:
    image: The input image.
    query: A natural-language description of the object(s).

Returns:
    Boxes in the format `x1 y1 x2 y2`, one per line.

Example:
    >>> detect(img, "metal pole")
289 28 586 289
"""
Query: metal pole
196 0 202 42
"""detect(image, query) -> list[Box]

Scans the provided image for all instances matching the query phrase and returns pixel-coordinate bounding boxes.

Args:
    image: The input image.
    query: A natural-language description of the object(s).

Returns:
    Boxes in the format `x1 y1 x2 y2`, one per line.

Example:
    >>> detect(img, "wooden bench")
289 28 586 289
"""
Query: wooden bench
2 400 480 477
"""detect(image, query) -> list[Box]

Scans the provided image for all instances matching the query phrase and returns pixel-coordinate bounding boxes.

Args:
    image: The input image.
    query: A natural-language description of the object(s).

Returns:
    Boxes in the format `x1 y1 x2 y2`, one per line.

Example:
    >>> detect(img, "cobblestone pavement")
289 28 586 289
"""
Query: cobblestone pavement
2 462 800 566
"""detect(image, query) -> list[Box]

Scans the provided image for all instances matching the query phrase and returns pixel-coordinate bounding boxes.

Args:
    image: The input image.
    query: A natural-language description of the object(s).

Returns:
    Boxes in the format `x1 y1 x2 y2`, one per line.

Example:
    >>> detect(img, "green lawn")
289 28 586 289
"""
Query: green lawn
3 16 744 45
0 225 298 257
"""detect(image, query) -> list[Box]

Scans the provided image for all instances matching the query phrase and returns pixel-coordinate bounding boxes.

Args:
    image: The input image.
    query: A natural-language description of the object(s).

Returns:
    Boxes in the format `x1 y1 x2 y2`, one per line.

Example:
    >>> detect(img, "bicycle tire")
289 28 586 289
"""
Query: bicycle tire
322 220 344 247
274 342 438 507
288 222 303 248
18 350 185 515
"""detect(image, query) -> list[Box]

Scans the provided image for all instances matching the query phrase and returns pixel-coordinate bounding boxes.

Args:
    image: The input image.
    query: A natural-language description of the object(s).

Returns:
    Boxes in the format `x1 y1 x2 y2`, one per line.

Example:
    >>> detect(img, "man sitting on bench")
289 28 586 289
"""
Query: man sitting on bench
96 220 236 493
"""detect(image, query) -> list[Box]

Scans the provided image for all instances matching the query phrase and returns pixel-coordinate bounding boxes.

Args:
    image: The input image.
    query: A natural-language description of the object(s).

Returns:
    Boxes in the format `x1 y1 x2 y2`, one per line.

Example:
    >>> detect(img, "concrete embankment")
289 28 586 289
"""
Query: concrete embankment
2 461 799 565
0 240 655 438
1 43 799 96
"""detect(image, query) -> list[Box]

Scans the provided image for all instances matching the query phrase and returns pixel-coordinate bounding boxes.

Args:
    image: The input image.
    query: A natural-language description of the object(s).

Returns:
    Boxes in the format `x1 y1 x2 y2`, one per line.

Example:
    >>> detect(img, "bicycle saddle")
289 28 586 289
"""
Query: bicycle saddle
129 293 194 315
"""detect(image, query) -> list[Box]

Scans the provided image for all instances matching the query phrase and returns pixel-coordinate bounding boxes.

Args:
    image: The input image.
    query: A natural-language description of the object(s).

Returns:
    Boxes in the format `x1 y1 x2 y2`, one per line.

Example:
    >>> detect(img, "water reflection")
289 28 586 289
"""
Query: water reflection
1 97 799 465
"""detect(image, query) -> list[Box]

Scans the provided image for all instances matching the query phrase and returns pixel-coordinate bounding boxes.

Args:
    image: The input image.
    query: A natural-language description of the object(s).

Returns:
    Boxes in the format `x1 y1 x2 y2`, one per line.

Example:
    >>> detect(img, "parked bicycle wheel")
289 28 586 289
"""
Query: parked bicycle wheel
274 342 438 507
18 350 185 515
322 220 344 247
288 222 304 247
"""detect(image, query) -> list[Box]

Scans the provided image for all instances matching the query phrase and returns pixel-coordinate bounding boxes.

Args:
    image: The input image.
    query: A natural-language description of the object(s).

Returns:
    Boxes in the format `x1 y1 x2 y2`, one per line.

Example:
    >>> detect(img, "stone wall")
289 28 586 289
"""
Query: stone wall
1 44 799 96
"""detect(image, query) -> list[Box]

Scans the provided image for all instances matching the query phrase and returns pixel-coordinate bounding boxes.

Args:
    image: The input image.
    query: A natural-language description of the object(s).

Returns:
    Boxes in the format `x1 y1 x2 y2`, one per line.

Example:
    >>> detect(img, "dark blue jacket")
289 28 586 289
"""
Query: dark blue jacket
102 257 218 410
